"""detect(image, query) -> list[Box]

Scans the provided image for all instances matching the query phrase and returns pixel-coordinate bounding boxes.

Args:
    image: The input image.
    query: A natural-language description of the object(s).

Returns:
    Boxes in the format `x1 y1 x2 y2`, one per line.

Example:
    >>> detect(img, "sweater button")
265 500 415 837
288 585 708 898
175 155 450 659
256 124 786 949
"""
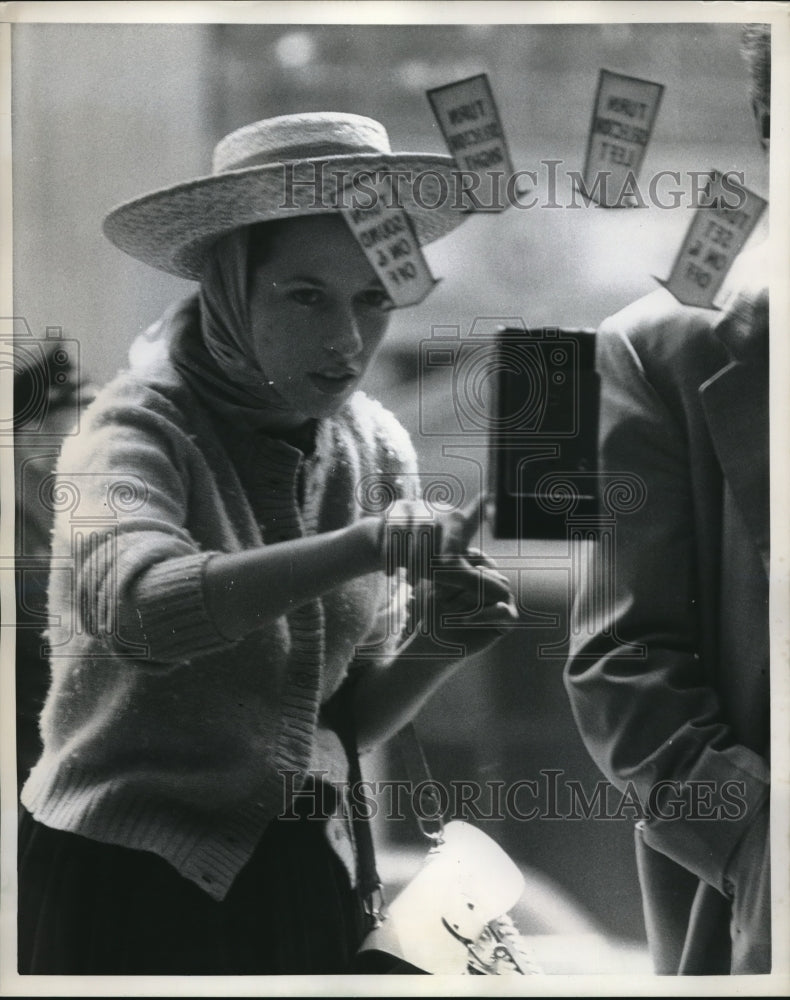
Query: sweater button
295 672 311 687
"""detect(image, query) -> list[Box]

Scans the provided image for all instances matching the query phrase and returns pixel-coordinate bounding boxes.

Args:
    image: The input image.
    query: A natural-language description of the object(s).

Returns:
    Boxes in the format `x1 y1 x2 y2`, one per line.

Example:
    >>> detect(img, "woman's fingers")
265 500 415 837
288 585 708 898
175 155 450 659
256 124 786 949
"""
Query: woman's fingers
440 492 490 555
380 494 500 584
433 552 513 600
457 558 510 590
432 565 516 614
435 592 519 630
464 547 497 569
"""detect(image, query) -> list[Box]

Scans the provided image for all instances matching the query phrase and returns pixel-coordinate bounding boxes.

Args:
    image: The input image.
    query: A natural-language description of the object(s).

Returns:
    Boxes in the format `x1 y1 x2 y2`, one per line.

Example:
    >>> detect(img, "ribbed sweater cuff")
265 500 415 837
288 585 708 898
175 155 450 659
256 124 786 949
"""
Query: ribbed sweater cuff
131 552 230 662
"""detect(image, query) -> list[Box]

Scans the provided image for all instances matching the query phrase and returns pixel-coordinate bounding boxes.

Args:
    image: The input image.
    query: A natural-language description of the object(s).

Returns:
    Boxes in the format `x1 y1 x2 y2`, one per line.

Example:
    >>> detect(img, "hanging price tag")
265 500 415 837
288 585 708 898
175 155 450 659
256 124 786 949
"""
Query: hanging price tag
342 175 437 307
427 73 514 212
582 69 664 207
657 171 767 308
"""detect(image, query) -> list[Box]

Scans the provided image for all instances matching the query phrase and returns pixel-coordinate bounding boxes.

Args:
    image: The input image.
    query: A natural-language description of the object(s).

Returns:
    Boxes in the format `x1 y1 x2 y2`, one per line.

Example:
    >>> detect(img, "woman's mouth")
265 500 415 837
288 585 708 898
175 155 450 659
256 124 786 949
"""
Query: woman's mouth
307 370 358 395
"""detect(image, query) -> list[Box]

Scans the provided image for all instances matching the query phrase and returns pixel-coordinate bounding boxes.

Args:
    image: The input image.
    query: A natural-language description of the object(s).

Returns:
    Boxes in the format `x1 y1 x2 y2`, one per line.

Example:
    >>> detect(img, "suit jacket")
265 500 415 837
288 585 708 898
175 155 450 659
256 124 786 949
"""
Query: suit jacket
564 274 770 974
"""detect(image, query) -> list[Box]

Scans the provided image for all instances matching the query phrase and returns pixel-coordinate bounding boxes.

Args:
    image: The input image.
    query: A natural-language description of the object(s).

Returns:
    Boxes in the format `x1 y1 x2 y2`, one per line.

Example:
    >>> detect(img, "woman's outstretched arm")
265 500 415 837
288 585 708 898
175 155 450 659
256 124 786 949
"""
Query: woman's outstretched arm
202 519 383 639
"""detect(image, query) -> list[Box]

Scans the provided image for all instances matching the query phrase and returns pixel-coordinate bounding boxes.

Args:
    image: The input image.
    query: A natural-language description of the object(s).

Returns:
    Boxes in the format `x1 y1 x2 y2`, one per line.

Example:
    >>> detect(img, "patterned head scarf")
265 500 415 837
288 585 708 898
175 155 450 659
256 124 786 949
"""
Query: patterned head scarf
167 223 299 427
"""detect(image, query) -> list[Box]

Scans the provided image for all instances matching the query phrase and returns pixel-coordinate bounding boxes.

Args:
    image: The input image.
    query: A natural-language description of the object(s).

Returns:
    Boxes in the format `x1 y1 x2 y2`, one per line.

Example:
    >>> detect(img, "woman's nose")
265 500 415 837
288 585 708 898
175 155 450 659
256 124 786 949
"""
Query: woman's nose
325 309 365 360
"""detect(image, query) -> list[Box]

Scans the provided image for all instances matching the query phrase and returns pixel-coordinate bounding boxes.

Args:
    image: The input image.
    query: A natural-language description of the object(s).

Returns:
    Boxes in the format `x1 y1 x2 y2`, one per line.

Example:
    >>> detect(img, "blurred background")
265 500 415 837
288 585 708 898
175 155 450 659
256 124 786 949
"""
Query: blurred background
10 19 769 972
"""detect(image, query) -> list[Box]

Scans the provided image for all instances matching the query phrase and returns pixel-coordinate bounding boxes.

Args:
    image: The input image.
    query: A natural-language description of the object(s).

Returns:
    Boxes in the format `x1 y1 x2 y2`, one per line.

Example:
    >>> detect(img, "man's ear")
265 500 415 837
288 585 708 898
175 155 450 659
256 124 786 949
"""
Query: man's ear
752 97 770 151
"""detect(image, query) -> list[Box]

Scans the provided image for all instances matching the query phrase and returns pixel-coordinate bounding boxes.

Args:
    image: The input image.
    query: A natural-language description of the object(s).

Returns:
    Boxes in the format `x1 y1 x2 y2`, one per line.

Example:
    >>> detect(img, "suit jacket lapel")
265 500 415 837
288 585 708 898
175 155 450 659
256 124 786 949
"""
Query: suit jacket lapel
700 359 769 575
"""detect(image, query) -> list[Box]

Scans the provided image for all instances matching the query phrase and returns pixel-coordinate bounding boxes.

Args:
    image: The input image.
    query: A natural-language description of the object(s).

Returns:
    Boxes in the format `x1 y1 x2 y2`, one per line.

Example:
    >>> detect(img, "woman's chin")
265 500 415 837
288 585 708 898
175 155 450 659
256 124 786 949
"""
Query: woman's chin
268 394 352 429
305 387 357 418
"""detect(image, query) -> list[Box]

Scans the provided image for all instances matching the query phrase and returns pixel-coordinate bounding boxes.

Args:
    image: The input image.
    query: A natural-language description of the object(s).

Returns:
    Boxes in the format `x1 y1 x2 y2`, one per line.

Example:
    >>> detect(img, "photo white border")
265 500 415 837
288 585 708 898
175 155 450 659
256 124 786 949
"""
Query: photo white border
1 2 788 997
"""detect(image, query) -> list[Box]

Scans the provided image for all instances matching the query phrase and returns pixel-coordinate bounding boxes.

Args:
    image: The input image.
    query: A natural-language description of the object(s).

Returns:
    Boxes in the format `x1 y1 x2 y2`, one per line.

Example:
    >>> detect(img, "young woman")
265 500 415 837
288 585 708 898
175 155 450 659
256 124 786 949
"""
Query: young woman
18 112 518 975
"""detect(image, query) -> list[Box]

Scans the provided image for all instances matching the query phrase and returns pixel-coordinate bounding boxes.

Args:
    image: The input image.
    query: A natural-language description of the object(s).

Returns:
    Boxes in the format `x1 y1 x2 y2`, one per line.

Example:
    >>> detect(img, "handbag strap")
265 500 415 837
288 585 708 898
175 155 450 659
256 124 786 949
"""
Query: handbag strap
346 719 445 927
324 675 384 926
394 722 446 844
328 671 445 926
344 710 385 925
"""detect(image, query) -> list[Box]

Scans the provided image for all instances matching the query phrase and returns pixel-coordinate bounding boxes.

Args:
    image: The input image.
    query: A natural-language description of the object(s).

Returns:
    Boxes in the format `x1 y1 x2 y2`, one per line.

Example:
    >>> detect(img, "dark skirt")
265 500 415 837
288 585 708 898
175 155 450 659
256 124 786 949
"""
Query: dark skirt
18 804 366 976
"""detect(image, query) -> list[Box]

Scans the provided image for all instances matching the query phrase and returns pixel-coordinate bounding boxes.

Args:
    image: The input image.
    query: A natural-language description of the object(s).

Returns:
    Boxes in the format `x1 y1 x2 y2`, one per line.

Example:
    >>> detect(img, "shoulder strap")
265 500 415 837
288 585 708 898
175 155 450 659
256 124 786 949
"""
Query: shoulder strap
323 675 383 925
394 722 446 844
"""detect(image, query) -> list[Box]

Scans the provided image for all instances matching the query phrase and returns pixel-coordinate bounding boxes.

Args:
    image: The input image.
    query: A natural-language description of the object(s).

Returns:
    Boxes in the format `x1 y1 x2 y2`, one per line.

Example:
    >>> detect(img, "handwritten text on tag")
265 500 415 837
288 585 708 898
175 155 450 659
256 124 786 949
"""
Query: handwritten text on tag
342 176 436 308
658 171 767 308
427 73 513 212
583 69 664 207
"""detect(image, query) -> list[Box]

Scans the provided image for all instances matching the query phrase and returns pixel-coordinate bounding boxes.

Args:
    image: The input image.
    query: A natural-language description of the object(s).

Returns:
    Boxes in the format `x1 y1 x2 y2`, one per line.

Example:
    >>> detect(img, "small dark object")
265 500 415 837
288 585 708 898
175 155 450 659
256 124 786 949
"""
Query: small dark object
490 327 600 539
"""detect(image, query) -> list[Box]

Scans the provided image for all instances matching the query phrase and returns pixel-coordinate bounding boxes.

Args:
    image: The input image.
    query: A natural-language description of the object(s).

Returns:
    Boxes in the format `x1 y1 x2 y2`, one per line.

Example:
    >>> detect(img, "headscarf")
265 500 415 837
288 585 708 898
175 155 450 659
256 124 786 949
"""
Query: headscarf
166 225 305 432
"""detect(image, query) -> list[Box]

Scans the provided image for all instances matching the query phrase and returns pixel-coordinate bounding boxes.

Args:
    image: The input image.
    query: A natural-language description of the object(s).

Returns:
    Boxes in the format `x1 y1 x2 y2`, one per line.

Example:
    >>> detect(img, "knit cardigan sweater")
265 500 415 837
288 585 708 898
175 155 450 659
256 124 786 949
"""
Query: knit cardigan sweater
21 352 417 901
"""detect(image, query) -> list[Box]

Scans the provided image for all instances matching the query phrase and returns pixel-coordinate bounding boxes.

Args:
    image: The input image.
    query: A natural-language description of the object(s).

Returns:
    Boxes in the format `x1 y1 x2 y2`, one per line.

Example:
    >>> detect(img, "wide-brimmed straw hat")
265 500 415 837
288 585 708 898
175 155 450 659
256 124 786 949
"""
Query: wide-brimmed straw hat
103 112 470 281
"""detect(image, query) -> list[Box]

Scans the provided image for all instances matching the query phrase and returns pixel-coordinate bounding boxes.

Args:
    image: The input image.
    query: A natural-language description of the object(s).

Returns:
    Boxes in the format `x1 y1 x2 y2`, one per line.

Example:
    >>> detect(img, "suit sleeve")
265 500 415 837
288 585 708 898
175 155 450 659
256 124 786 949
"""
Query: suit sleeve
563 321 769 897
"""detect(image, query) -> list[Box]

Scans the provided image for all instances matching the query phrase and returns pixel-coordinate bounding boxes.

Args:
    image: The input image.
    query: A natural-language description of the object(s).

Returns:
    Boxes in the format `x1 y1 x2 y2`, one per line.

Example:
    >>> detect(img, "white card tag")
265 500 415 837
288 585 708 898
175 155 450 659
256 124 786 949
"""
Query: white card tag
583 69 663 207
427 73 513 212
341 175 437 307
657 171 767 308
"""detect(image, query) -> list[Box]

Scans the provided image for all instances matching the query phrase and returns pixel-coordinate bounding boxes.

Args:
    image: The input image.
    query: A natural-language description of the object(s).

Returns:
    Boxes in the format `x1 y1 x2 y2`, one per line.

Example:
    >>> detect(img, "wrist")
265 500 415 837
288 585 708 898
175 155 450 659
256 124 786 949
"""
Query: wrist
351 516 387 574
395 627 463 664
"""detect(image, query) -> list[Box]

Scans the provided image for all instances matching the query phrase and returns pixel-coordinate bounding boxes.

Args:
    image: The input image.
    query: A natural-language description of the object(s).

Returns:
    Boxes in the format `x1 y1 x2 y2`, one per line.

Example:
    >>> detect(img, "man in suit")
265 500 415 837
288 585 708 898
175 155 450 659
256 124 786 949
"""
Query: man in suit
564 24 771 974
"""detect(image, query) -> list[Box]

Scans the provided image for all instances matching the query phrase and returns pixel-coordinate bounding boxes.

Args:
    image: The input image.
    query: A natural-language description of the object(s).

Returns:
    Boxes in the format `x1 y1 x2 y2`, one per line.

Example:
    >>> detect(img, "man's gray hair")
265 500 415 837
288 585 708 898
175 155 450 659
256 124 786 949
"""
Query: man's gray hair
741 23 770 108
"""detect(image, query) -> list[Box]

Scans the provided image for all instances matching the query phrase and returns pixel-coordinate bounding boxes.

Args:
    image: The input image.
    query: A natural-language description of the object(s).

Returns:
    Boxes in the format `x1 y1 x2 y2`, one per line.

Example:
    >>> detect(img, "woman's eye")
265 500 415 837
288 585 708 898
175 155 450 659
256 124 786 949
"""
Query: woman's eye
290 288 324 306
360 288 395 312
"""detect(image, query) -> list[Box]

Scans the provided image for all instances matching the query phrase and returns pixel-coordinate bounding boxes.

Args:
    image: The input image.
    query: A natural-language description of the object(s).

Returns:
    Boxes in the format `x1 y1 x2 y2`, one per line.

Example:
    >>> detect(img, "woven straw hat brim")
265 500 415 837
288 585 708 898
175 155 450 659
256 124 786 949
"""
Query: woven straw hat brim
103 152 470 281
